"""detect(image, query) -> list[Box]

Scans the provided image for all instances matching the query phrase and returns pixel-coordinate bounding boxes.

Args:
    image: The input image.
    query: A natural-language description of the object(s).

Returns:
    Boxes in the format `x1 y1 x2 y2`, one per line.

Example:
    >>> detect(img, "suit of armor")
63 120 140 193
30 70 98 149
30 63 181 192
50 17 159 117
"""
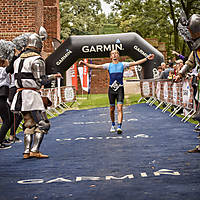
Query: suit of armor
177 14 200 153
11 29 55 159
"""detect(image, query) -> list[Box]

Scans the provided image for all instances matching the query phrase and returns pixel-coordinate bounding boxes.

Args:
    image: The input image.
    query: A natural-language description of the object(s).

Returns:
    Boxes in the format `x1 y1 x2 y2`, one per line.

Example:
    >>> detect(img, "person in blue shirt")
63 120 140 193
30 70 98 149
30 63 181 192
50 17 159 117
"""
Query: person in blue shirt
80 50 154 134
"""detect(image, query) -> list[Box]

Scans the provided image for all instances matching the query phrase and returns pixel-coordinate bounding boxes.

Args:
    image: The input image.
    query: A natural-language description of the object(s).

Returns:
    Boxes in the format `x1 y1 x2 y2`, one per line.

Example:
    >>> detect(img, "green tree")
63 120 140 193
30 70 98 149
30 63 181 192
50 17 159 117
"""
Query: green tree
60 0 106 39
104 0 200 57
99 12 122 34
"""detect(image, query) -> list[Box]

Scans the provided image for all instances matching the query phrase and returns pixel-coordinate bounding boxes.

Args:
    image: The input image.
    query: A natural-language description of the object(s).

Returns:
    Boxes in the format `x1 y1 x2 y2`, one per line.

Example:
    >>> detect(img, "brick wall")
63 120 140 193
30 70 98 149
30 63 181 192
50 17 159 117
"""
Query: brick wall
0 0 43 39
43 0 60 53
0 0 60 57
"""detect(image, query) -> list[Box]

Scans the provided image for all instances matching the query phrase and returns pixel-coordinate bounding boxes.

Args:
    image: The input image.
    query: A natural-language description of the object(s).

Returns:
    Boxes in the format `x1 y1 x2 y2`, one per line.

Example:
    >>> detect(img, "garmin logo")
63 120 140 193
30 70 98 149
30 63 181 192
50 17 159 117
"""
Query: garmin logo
133 45 148 57
56 49 72 66
17 169 180 185
82 43 124 53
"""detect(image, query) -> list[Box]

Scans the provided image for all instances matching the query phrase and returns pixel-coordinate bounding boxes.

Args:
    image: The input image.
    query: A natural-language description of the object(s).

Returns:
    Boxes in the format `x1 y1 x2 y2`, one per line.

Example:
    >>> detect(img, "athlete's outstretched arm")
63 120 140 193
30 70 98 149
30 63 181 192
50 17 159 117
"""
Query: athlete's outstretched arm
128 54 155 68
79 60 104 69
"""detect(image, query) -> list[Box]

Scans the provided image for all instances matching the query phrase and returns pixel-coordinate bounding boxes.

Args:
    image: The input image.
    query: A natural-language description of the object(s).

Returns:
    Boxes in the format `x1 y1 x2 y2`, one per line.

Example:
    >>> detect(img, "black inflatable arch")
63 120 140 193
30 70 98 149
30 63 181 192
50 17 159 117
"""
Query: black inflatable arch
45 32 164 79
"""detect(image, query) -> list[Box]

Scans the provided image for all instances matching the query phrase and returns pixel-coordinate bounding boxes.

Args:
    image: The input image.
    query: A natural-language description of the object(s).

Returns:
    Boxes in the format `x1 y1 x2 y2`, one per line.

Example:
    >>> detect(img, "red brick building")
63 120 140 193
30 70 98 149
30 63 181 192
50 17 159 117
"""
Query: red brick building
0 0 60 55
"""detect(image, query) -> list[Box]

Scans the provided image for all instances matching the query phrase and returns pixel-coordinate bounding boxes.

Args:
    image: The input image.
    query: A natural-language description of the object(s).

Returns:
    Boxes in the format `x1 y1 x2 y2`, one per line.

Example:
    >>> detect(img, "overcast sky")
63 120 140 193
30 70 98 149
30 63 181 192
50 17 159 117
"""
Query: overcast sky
100 0 112 16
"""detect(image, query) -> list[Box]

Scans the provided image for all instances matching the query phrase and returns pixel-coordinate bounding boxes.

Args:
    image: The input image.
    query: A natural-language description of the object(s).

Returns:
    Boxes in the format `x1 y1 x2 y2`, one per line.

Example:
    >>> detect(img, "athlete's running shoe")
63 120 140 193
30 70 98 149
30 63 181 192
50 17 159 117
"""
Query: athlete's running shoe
117 127 122 134
110 126 115 133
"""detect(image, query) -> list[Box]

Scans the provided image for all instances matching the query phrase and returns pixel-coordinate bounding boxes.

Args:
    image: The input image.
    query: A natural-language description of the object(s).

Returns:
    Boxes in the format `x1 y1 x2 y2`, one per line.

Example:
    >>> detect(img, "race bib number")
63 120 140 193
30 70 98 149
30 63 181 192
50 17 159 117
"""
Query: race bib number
110 80 121 91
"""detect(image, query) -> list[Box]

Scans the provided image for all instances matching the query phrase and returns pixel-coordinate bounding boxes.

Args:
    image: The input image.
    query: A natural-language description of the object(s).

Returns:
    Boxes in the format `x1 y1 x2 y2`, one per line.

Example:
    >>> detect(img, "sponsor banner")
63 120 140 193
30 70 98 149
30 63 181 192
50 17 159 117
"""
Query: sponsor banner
182 80 190 108
152 81 155 97
83 59 89 88
82 43 124 53
53 88 58 108
71 63 78 90
56 49 72 66
64 87 75 102
140 79 194 110
78 59 90 92
163 82 168 102
142 82 150 97
156 81 161 100
41 86 76 108
66 67 72 86
172 83 178 105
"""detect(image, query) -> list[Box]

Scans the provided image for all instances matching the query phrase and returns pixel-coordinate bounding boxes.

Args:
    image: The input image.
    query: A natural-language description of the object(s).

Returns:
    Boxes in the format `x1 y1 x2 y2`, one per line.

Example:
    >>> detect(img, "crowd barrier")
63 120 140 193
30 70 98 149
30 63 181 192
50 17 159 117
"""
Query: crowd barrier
139 79 197 124
0 86 77 125
40 86 77 117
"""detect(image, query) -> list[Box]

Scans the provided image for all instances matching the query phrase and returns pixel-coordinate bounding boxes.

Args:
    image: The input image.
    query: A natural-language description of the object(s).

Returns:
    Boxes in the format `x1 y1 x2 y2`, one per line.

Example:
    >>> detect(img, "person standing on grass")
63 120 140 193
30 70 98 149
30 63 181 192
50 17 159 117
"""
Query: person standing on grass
79 50 154 134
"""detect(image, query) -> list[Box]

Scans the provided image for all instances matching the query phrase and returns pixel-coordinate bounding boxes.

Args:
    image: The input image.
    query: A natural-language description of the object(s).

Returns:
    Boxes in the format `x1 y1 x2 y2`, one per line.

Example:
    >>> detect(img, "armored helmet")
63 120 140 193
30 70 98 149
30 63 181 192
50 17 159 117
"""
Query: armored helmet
187 14 200 40
27 26 48 51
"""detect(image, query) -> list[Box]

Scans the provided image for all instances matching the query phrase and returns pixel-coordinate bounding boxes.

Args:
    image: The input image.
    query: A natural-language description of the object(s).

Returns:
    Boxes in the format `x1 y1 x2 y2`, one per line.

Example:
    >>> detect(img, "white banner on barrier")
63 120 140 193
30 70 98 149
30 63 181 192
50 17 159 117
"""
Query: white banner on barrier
172 83 178 105
53 88 58 107
140 79 194 110
64 87 74 102
163 82 168 101
142 82 150 97
156 82 161 100
152 81 155 97
182 81 190 106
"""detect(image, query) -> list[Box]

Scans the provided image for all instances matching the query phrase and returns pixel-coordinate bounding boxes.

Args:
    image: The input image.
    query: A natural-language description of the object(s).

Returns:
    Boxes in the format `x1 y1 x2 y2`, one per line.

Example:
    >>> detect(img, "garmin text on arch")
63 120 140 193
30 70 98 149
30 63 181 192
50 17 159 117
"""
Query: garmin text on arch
56 49 72 66
82 43 124 53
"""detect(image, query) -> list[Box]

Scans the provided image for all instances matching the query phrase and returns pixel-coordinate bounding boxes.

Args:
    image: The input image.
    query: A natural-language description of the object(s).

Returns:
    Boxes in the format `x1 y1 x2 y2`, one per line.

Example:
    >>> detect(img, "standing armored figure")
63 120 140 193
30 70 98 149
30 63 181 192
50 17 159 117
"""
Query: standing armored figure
175 14 200 152
11 27 61 159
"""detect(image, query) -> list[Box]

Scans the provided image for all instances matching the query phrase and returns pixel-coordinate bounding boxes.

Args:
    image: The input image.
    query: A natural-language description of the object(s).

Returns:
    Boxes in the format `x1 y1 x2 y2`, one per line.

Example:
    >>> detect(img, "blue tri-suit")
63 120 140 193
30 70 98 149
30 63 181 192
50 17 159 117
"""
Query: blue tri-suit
102 62 130 106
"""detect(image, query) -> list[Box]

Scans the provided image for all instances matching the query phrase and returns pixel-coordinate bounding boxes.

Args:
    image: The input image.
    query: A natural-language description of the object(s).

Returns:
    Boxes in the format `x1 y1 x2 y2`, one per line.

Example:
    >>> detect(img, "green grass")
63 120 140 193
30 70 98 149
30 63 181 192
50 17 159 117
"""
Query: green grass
73 93 145 110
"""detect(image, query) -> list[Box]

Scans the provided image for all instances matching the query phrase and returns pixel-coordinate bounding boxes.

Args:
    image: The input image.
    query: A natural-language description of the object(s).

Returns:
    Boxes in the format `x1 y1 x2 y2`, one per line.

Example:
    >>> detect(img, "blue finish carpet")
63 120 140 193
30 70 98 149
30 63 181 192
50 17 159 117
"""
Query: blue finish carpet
0 103 200 200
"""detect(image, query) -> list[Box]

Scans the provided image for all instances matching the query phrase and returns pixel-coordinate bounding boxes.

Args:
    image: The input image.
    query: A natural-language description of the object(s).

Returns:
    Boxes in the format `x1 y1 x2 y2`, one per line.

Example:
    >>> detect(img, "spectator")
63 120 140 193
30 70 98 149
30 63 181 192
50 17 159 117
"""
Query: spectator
175 14 200 153
157 66 163 76
161 62 167 71
175 59 184 74
171 50 188 64
0 58 12 149
171 50 185 60
7 73 23 143
159 62 174 79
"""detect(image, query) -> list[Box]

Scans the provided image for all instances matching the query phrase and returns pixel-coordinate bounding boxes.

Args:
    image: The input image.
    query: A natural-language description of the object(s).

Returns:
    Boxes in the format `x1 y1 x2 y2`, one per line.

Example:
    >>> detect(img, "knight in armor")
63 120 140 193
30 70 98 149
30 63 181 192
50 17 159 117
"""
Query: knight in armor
11 27 62 159
175 14 200 153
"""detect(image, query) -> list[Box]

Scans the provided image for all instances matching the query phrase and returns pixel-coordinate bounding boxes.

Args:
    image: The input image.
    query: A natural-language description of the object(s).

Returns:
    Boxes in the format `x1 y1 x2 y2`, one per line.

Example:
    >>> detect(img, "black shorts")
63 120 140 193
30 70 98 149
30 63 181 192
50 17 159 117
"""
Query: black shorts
108 86 124 106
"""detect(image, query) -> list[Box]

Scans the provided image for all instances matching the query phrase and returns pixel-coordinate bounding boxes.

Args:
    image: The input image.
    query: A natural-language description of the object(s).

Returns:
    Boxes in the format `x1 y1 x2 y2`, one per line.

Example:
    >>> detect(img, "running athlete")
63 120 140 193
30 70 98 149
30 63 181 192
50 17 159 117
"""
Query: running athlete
79 50 154 134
